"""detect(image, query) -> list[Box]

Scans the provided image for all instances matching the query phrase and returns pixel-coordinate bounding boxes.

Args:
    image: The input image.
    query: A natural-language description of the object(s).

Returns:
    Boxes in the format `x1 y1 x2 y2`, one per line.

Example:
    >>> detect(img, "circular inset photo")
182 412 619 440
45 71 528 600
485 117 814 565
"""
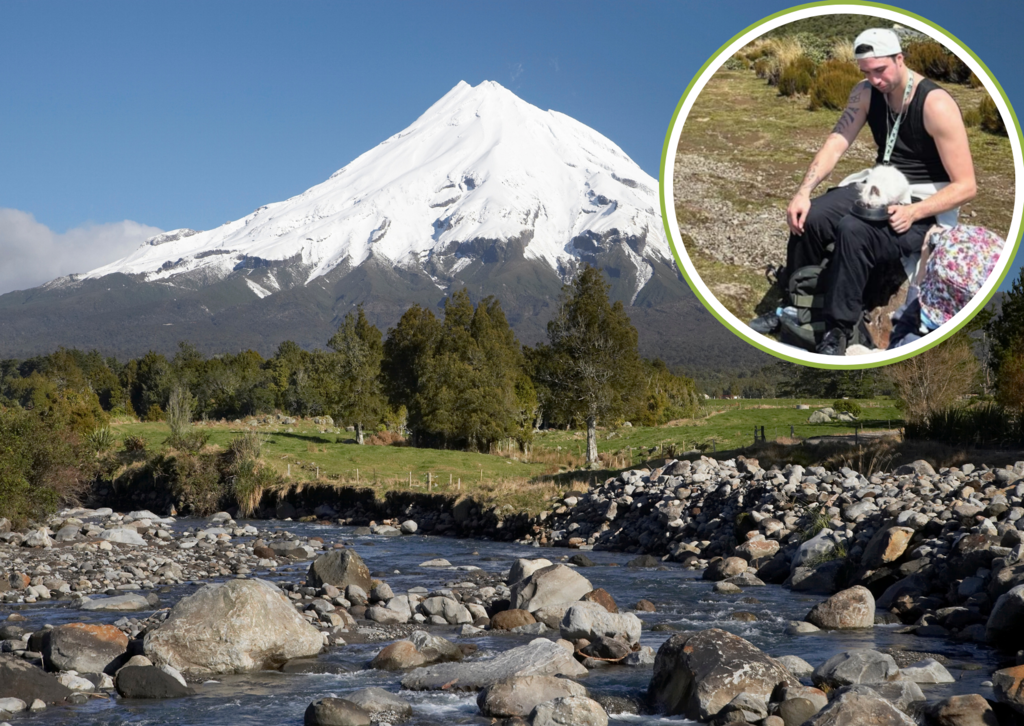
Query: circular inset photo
662 3 1022 368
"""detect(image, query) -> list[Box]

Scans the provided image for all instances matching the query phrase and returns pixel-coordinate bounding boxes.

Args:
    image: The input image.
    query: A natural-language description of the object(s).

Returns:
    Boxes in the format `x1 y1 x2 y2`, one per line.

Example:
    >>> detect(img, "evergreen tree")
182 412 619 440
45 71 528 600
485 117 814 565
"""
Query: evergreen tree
988 268 1024 402
382 304 442 441
533 265 644 465
326 306 386 444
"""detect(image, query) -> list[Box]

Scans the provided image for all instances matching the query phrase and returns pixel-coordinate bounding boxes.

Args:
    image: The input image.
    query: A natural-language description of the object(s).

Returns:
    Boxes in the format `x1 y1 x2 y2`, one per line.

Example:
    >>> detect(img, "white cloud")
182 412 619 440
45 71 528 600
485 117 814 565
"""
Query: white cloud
0 209 162 295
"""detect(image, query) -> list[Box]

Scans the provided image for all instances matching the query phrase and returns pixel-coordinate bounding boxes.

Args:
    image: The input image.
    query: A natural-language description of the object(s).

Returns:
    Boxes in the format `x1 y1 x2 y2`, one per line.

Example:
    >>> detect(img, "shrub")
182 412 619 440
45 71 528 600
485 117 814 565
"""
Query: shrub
0 406 90 526
231 458 279 518
779 58 815 97
832 399 862 417
229 429 266 462
724 56 748 71
366 430 407 446
828 37 855 64
968 72 984 88
809 63 862 111
170 452 224 516
979 95 1007 136
904 41 971 84
144 404 164 422
753 57 774 81
88 426 115 453
962 106 981 128
122 433 147 453
905 403 1023 448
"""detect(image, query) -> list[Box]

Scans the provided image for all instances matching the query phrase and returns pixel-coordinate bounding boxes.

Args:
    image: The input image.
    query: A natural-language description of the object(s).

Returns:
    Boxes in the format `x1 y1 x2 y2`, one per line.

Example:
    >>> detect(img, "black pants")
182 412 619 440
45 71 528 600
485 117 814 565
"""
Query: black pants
786 185 935 330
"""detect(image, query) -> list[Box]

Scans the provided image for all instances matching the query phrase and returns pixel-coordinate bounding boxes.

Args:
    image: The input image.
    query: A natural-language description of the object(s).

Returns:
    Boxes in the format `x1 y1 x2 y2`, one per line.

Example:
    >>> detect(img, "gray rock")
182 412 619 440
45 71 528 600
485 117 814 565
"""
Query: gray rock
0 654 73 704
777 655 814 678
510 565 592 613
647 628 797 720
400 520 418 534
78 594 150 612
477 675 587 717
144 579 323 676
400 637 587 691
507 558 553 585
306 550 371 591
115 666 193 699
802 685 915 725
900 658 954 684
304 697 371 726
43 623 128 674
805 586 875 629
23 529 53 549
529 695 608 726
559 601 642 645
812 650 899 688
99 528 147 546
986 583 1024 649
343 688 412 724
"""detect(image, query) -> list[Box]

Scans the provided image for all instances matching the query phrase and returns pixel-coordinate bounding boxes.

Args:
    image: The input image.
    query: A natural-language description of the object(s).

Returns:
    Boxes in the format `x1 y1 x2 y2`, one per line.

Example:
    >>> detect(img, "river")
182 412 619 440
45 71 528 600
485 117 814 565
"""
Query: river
6 518 1003 725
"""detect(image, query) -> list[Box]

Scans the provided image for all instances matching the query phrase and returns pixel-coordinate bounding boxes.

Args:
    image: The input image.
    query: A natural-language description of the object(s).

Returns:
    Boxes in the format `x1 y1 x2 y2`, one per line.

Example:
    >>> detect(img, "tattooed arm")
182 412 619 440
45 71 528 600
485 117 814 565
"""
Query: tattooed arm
787 81 870 234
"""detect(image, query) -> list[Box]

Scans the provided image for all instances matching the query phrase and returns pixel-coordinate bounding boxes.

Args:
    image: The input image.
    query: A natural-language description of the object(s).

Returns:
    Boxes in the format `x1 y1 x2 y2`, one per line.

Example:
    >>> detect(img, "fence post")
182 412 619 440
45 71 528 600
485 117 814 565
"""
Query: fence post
791 425 794 438
761 425 766 443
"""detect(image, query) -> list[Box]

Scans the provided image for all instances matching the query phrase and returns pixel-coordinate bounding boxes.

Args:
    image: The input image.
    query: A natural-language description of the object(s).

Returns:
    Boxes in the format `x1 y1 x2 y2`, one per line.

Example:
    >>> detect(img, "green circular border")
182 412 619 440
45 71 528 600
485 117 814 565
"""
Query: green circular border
660 0 1023 370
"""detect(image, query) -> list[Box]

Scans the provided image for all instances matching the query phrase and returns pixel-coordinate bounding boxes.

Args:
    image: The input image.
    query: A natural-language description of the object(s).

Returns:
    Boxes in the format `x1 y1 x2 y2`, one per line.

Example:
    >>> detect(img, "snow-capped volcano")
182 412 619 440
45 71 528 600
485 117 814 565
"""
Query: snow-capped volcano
85 80 669 300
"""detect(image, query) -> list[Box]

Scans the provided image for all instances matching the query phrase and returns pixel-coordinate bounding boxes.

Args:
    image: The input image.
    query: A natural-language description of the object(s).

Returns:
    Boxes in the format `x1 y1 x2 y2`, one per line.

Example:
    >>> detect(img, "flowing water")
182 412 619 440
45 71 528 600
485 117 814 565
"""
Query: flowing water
7 519 1003 725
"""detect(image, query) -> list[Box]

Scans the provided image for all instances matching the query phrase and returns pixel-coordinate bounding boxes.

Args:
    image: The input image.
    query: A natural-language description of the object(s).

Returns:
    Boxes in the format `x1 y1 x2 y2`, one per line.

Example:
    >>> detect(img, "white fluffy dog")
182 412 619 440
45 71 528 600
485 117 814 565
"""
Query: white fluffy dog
858 164 911 207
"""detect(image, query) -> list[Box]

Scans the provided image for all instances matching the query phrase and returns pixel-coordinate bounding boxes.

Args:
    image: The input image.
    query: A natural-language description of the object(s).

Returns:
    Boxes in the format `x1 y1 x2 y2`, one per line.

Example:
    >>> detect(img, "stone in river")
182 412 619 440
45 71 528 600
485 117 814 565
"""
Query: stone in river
802 685 915 725
0 655 72 704
78 593 151 612
115 666 193 699
812 650 899 688
43 623 128 674
144 578 322 676
477 675 587 717
510 565 592 613
559 601 642 645
99 528 147 546
400 638 587 691
647 628 797 720
530 695 608 726
306 549 371 591
805 586 875 629
304 697 371 726
343 688 412 724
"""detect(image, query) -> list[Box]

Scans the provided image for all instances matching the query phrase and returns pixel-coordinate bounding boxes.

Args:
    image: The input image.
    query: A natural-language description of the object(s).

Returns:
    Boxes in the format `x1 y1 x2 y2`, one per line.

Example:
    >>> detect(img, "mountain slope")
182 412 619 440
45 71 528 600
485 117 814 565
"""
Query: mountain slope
0 81 768 371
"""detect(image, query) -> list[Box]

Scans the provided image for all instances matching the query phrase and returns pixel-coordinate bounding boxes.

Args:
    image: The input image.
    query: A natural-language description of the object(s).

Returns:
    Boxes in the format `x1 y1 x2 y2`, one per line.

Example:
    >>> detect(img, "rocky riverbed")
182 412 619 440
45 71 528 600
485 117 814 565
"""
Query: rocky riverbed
3 455 1024 724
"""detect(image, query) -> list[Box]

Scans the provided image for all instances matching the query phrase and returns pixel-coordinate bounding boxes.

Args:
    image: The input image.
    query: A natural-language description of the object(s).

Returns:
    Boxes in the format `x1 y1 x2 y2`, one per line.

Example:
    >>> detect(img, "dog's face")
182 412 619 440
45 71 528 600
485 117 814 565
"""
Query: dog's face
858 165 910 208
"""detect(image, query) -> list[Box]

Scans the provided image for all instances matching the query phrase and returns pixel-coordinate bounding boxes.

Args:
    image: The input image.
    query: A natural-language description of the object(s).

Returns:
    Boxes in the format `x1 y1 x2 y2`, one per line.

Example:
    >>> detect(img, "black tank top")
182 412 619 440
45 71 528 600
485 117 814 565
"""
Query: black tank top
866 77 951 184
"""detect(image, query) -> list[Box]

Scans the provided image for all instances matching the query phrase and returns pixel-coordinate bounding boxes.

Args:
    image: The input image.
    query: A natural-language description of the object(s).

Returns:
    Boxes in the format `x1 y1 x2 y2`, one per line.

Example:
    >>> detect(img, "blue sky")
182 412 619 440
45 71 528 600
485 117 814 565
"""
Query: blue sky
1 0 1022 292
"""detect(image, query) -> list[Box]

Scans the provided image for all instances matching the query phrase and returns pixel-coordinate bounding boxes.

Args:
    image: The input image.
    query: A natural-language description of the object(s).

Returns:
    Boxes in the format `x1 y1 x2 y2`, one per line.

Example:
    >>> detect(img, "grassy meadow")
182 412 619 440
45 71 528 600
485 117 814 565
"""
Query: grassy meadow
109 397 905 512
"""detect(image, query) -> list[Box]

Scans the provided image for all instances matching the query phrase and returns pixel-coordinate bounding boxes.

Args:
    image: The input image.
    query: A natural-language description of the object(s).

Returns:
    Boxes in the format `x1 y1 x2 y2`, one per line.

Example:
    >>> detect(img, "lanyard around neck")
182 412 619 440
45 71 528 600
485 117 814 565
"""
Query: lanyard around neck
883 70 915 165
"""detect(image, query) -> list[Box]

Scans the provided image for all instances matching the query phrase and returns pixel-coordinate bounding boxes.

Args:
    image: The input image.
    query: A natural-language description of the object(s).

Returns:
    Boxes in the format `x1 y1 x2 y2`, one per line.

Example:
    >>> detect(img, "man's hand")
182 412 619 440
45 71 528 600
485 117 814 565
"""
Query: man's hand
787 193 812 235
888 204 918 235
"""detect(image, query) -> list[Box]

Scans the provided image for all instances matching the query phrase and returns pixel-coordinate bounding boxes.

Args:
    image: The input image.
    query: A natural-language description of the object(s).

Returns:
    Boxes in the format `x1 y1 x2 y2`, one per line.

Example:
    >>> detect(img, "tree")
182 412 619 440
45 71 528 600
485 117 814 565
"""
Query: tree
326 306 386 444
884 336 980 423
988 268 1024 403
534 265 644 465
382 292 534 451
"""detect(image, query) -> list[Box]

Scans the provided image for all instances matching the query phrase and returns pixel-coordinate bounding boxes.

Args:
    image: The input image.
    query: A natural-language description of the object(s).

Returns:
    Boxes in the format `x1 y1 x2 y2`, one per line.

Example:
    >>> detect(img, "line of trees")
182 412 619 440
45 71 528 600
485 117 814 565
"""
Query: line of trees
0 265 701 465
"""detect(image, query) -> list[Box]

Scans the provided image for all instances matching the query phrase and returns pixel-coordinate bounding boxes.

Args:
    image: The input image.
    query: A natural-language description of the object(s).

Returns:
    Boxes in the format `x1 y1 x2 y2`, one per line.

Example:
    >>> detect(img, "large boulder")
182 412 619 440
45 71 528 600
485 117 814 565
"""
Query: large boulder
510 565 592 613
802 685 915 725
144 578 323 676
791 530 839 572
805 586 875 629
507 558 553 585
400 638 587 691
812 650 899 688
115 666 193 699
559 601 642 646
986 583 1024 650
306 549 371 591
647 628 797 720
477 675 588 717
43 623 129 674
702 557 747 581
993 665 1024 715
0 655 72 704
529 695 608 726
861 526 915 569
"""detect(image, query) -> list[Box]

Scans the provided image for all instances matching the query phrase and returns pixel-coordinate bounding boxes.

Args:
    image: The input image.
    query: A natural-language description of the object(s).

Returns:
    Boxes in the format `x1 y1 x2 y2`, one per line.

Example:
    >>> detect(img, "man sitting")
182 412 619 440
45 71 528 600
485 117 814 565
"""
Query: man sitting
749 28 976 355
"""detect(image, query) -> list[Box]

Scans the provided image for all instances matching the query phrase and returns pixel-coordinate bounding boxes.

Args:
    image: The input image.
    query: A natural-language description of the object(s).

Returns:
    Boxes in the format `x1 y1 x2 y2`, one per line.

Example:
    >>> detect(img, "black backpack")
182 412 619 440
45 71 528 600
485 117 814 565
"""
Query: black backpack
776 257 874 352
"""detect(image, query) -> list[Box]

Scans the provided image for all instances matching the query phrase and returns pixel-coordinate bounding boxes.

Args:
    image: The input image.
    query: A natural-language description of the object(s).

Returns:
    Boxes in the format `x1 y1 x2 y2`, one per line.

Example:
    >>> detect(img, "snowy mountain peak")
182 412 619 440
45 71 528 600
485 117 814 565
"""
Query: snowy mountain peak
85 81 670 296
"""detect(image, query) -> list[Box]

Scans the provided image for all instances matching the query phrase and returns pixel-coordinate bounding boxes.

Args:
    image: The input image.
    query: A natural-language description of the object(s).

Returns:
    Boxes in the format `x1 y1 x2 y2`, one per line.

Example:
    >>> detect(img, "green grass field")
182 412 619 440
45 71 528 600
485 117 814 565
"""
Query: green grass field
110 397 904 511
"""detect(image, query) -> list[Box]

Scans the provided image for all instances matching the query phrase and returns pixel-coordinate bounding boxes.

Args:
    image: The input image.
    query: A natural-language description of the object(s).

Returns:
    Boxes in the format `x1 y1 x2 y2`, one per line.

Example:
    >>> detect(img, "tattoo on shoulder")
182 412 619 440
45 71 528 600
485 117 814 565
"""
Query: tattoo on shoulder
833 107 857 135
